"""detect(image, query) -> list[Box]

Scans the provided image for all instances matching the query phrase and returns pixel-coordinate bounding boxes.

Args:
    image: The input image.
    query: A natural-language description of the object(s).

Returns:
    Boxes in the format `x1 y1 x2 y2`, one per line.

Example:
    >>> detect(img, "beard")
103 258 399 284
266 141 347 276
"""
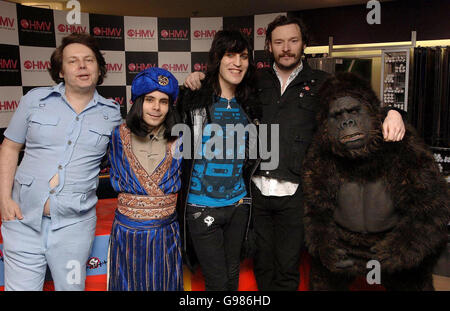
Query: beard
273 47 304 71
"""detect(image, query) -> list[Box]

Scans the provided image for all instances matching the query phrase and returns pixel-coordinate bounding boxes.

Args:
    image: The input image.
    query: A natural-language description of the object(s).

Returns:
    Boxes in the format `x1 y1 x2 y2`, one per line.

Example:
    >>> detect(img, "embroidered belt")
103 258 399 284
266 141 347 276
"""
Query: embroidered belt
117 192 177 220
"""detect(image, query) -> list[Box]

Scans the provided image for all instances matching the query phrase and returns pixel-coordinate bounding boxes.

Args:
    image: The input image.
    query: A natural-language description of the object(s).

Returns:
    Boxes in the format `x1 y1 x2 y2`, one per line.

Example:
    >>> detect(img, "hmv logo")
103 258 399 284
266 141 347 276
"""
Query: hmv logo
127 29 155 38
20 19 52 31
193 63 207 72
106 63 123 72
58 24 86 34
24 60 51 70
193 30 216 38
108 97 125 107
0 58 18 70
160 29 188 39
0 100 19 112
256 27 266 36
257 61 270 69
0 16 15 28
93 27 122 37
240 28 253 37
162 63 189 72
128 63 156 72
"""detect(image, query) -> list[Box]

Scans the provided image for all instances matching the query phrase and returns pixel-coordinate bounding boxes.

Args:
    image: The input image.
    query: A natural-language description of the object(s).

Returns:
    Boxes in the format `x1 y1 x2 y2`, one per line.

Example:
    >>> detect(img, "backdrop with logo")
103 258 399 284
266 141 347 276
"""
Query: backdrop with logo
0 0 287 289
0 0 285 127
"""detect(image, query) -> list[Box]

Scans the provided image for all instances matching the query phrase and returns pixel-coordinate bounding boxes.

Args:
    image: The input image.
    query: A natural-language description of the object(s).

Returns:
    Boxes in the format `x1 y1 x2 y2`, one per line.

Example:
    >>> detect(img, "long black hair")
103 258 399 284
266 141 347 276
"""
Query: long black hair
126 95 180 141
204 30 256 103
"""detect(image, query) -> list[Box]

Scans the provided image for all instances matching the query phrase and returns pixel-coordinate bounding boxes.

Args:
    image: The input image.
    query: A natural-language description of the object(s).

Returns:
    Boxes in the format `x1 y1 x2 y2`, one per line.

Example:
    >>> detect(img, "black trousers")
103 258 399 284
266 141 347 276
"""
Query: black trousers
252 183 305 291
186 202 249 291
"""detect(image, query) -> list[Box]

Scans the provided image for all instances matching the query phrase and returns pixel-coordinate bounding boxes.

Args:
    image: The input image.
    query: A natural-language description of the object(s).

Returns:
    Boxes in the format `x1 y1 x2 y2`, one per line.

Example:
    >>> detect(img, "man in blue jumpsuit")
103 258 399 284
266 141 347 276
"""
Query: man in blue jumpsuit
0 33 121 291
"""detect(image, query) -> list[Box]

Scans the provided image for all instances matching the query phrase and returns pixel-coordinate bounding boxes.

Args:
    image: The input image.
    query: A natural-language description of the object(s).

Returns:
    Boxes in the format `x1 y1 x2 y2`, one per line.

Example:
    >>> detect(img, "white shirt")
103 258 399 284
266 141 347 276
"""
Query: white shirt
275 61 304 96
252 61 303 197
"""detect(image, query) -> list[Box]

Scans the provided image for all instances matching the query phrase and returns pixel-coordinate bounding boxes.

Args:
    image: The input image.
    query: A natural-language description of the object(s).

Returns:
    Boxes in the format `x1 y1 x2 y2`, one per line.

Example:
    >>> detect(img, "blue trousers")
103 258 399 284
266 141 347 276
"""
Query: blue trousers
108 210 183 291
1 215 96 291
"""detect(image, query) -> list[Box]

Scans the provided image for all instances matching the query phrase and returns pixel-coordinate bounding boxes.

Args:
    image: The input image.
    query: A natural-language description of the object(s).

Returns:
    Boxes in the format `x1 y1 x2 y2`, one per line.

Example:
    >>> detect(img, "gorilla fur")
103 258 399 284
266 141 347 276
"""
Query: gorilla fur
302 72 449 291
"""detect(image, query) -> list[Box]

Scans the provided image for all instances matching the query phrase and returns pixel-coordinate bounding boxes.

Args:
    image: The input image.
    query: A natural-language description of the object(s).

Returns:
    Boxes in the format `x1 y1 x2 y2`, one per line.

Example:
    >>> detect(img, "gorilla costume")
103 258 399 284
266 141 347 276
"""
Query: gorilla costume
302 73 449 291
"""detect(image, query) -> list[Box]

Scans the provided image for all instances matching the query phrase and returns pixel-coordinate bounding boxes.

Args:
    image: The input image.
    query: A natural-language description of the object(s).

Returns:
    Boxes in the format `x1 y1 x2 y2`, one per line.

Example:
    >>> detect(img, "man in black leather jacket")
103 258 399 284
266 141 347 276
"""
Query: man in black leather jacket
177 30 262 290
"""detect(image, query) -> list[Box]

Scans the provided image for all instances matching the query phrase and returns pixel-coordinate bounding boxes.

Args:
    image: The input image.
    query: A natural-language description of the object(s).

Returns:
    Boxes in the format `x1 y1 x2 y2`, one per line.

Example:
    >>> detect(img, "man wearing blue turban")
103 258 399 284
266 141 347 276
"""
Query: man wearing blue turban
107 67 183 291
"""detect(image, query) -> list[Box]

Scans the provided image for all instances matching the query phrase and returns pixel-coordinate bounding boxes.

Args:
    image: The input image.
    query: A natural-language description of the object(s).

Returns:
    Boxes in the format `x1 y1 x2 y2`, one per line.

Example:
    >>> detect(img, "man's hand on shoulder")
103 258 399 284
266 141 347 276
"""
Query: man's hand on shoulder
382 109 405 142
183 72 205 91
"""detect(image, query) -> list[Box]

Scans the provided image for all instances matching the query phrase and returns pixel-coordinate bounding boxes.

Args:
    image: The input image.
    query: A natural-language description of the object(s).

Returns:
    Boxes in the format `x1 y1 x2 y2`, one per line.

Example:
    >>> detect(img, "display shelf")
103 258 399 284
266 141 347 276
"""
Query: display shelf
430 146 450 177
380 49 411 111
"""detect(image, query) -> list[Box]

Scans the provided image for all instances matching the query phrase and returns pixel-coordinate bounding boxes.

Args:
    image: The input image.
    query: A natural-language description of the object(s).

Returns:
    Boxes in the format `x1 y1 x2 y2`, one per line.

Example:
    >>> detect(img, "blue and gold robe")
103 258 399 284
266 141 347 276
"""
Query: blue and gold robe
107 124 183 291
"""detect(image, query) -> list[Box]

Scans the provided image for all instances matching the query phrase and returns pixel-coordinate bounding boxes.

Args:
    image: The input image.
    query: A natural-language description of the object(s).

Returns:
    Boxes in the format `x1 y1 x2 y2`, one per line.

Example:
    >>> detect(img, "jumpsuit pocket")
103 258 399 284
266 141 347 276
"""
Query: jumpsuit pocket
9 172 36 219
77 122 112 153
14 172 34 206
27 113 60 146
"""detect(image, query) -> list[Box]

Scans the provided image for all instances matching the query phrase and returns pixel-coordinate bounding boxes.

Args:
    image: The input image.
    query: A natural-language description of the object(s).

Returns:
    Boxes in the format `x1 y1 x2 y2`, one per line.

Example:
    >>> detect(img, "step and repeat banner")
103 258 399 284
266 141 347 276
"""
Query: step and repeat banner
0 0 285 287
0 0 285 127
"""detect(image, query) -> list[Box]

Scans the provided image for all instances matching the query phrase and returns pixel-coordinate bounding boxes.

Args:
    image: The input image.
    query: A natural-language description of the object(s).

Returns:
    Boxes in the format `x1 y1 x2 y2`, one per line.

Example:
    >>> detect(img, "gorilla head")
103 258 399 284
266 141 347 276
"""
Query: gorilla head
318 73 384 159
328 96 373 149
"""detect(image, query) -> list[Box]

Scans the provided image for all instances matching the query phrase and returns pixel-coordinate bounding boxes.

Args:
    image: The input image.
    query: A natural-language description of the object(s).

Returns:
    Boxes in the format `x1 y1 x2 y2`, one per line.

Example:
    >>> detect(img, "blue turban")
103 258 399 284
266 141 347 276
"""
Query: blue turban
131 67 179 103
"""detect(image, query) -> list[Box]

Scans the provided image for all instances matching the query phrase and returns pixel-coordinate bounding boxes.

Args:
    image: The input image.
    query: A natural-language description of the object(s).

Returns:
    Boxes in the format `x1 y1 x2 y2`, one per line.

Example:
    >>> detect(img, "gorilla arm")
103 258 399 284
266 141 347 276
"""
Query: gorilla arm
370 135 450 273
303 143 356 273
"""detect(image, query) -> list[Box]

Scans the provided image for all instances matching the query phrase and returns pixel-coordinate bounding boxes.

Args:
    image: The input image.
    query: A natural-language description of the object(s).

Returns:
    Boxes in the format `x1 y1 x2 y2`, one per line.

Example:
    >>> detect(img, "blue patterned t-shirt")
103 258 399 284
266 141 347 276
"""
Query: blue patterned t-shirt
187 96 249 207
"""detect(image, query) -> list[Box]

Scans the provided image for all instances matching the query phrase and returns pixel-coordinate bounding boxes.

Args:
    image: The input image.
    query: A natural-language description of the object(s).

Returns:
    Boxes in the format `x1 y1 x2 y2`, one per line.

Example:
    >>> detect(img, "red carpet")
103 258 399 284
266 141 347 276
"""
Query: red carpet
0 198 384 291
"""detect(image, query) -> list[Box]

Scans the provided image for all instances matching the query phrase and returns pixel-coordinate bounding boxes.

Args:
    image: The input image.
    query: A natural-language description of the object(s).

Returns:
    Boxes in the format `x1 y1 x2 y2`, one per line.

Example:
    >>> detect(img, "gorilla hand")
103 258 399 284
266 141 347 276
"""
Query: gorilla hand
320 247 355 273
335 258 355 270
334 249 355 269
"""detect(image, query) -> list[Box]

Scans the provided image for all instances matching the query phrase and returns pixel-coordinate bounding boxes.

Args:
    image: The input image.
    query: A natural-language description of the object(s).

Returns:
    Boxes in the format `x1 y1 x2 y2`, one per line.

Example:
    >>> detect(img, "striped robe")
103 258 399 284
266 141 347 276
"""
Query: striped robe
107 124 183 291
